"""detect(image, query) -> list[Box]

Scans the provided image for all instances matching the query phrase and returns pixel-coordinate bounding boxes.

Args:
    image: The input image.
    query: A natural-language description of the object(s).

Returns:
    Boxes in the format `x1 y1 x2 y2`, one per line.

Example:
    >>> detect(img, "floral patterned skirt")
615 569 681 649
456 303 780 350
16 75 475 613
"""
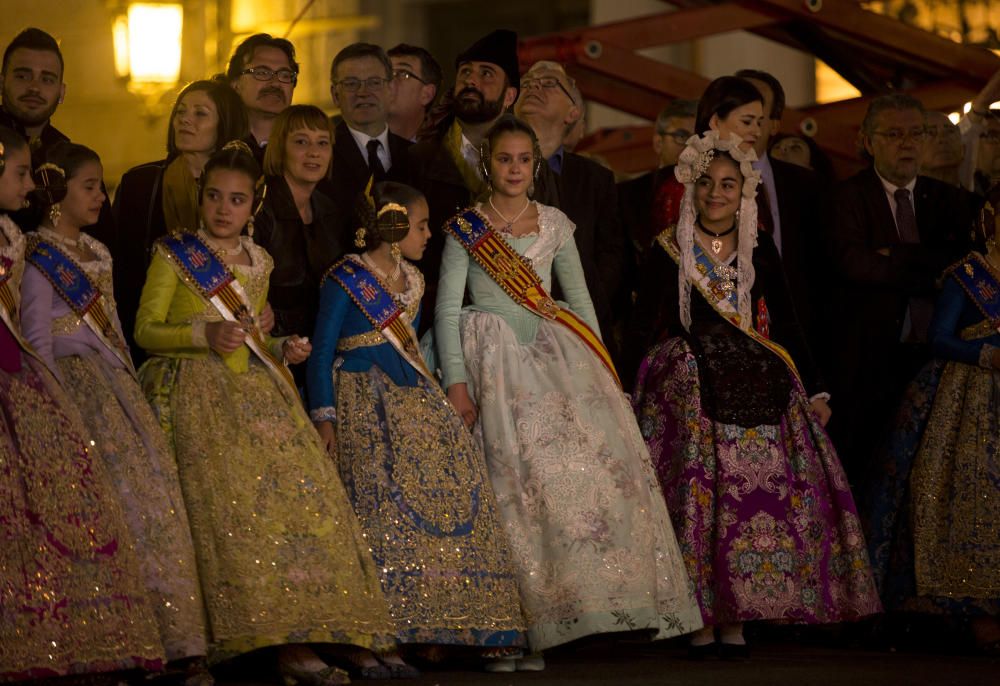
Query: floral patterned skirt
460 311 702 652
633 337 881 626
1 355 163 680
140 355 393 663
59 353 206 661
335 366 525 646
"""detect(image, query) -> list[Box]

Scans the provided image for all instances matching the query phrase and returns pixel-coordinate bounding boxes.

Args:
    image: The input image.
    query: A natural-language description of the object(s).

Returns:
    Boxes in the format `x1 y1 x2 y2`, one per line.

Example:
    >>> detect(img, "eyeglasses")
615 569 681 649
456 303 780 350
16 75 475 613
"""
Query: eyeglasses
393 69 427 84
657 128 691 145
334 77 389 93
871 128 928 144
521 76 576 104
241 66 297 84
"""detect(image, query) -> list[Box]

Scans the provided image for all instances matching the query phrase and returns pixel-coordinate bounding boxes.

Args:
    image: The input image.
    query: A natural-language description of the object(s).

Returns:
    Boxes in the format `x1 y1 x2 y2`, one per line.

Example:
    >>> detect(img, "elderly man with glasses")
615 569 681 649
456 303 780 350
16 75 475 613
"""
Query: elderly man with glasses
227 33 299 166
512 60 627 363
822 93 981 486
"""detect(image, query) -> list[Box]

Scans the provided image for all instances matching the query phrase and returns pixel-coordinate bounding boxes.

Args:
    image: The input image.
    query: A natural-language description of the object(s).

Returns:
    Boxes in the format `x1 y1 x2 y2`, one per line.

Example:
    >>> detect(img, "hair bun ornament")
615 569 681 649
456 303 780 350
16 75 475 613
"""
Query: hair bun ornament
31 162 68 206
222 139 254 156
376 201 409 244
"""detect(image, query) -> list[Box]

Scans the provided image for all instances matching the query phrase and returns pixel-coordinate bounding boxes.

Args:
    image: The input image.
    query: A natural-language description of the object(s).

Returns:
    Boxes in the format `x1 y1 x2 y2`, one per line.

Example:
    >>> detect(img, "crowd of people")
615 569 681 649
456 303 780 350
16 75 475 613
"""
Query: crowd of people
0 19 997 686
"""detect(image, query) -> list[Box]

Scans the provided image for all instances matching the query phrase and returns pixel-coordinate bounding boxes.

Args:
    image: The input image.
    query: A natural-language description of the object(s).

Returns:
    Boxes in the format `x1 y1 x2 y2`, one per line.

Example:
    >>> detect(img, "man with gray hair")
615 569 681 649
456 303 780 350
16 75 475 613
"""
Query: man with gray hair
823 93 980 483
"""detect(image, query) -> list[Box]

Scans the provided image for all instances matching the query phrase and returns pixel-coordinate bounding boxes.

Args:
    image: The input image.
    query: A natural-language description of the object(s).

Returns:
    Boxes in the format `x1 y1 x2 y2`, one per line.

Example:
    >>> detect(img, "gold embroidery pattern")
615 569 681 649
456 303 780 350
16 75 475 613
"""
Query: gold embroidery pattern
51 311 83 336
335 367 524 644
337 329 386 351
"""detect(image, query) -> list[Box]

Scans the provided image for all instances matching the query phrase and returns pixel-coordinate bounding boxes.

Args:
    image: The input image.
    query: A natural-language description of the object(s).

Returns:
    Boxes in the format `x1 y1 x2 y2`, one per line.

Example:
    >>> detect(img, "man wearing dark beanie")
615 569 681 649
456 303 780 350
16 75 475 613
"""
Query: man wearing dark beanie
408 29 525 331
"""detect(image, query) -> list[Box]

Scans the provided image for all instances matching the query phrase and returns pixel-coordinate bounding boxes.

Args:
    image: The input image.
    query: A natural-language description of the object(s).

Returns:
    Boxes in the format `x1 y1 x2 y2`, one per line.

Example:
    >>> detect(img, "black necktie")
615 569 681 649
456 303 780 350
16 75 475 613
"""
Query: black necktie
894 187 932 341
366 139 386 180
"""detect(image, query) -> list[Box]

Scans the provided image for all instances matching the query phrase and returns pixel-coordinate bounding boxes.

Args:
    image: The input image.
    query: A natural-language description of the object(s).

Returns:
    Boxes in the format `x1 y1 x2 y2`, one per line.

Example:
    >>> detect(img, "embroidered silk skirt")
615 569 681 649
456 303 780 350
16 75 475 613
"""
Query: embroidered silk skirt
633 337 881 625
1 356 163 679
335 365 524 646
140 355 393 662
459 311 702 651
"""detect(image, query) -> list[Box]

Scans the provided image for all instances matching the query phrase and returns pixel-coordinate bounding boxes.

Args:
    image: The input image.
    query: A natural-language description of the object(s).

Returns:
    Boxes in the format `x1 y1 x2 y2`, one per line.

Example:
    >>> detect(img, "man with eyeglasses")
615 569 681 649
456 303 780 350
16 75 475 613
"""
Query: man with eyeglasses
823 94 980 485
0 27 115 245
407 29 523 332
387 44 441 142
513 60 626 361
226 33 299 167
920 111 963 188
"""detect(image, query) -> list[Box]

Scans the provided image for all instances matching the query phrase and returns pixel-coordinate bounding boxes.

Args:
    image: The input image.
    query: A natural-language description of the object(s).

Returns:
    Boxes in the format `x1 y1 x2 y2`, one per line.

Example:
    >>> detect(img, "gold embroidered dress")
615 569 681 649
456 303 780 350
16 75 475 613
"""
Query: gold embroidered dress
135 235 392 662
19 229 207 662
0 215 164 679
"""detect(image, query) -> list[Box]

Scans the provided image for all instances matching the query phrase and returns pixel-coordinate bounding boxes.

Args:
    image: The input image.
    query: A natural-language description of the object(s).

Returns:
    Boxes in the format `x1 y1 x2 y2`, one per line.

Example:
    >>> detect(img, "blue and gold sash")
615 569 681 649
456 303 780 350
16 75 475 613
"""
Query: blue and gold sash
327 256 436 384
159 231 295 392
444 208 621 386
655 226 802 384
26 237 135 375
950 252 1000 330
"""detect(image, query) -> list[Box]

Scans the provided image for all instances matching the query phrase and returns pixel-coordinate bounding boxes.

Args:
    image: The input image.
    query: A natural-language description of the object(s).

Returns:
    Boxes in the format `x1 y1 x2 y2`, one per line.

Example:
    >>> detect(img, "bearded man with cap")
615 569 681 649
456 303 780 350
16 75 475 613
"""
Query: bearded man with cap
409 29 547 330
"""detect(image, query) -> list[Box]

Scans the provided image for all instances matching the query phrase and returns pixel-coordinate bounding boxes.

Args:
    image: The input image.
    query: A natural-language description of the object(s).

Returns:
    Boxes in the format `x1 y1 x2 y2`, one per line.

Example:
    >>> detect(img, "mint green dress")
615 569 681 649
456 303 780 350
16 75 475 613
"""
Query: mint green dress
433 202 702 651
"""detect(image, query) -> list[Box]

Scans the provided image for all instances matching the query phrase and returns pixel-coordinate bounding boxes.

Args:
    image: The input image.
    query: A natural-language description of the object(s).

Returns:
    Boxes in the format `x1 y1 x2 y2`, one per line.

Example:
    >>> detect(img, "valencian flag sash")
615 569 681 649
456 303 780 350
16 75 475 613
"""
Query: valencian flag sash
326 256 436 384
950 252 1000 330
158 231 295 392
655 226 802 385
26 237 136 376
444 208 621 386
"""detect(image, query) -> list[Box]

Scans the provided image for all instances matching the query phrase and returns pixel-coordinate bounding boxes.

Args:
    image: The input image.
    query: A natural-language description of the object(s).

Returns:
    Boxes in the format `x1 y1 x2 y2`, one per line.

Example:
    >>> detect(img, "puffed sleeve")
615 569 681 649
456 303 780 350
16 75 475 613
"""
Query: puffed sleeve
552 226 601 337
19 264 63 383
929 277 991 366
134 249 207 355
434 233 471 388
306 277 350 421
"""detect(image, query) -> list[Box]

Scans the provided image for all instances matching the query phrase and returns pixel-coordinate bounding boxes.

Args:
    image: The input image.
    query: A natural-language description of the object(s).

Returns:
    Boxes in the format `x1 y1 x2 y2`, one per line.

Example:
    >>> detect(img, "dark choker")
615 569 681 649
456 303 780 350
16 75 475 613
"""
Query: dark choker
696 220 736 254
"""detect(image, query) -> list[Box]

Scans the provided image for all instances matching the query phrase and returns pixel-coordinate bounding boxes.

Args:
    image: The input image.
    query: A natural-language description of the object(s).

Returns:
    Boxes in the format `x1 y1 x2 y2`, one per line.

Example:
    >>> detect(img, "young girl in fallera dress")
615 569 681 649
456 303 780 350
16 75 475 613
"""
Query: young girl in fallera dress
307 182 524 673
0 129 163 679
434 116 702 671
20 141 210 681
134 142 393 684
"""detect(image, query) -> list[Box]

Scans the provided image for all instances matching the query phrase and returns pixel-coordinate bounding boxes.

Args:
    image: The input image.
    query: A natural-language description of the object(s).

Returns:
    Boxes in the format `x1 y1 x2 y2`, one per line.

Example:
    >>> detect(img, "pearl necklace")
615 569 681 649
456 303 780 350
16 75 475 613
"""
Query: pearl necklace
198 229 244 256
39 226 84 250
361 251 401 284
488 195 531 233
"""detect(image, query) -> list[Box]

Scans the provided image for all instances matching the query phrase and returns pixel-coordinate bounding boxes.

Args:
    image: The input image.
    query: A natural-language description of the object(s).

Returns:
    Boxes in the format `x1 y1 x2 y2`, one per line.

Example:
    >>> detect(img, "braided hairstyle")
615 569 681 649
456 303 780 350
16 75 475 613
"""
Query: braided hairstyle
353 181 425 251
198 140 266 218
31 141 100 209
478 114 543 194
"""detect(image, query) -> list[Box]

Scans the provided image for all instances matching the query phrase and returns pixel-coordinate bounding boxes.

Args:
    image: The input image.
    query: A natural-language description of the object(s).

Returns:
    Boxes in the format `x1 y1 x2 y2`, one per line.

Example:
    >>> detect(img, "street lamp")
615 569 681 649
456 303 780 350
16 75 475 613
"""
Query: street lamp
110 1 183 108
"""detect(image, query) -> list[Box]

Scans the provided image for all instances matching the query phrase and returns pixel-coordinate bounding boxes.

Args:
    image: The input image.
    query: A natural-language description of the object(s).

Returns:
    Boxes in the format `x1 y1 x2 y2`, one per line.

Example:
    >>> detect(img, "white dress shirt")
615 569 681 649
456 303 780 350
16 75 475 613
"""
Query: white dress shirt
347 124 392 172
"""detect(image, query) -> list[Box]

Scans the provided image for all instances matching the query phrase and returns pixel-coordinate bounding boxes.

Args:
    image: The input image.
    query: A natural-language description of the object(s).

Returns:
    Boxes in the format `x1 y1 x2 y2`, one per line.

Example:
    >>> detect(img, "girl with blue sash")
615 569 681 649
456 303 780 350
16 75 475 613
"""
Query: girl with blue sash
434 117 702 669
628 132 880 657
0 128 164 679
866 186 1000 652
20 142 211 682
134 143 392 682
306 182 524 674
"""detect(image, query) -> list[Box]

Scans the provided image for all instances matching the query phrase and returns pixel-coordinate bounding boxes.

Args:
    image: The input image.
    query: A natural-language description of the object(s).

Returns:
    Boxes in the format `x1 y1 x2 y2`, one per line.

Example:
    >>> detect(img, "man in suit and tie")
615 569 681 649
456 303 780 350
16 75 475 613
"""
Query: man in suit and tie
514 60 626 360
824 94 980 483
323 43 411 224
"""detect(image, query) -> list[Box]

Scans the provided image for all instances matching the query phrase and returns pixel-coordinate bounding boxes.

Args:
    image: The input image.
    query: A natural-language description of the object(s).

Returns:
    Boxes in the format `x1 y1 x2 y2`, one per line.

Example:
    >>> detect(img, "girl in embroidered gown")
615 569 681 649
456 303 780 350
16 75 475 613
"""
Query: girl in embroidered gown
865 187 1000 652
19 142 210 679
306 182 524 671
134 143 392 683
627 132 880 658
434 116 702 668
0 128 163 679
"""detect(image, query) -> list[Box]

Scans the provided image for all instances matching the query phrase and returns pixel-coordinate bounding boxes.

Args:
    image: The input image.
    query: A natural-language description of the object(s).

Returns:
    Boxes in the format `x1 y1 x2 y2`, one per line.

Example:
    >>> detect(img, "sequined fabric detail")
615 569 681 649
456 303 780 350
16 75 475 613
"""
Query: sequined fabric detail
0 357 164 678
52 311 83 336
58 354 207 660
139 354 393 662
335 366 525 646
337 328 386 351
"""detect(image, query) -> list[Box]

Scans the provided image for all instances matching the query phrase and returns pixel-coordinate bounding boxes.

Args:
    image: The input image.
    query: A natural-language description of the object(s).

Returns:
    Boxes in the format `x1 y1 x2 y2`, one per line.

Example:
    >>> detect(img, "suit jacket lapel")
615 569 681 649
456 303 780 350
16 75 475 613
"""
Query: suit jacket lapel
861 168 900 246
334 121 371 188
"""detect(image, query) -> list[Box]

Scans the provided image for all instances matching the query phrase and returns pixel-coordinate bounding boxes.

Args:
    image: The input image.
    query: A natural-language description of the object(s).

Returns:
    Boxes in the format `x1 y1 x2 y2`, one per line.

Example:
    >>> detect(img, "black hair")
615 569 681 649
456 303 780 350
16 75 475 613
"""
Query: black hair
735 69 785 120
166 80 249 157
481 115 543 183
2 27 63 76
356 181 426 251
695 76 764 135
388 43 443 98
0 125 28 176
226 33 299 82
198 143 263 207
32 141 100 207
858 93 926 162
331 43 393 82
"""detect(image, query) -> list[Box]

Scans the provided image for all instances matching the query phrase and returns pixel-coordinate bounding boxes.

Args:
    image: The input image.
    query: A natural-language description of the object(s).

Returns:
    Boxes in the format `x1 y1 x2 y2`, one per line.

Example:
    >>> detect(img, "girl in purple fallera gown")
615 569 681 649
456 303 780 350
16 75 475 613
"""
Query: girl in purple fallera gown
628 131 881 657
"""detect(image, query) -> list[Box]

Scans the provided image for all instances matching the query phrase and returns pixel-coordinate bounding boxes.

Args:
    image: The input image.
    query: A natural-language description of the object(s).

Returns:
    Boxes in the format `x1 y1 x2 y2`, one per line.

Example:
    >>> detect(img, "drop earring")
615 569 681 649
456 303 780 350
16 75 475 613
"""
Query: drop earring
354 226 367 248
48 203 61 228
247 215 255 239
